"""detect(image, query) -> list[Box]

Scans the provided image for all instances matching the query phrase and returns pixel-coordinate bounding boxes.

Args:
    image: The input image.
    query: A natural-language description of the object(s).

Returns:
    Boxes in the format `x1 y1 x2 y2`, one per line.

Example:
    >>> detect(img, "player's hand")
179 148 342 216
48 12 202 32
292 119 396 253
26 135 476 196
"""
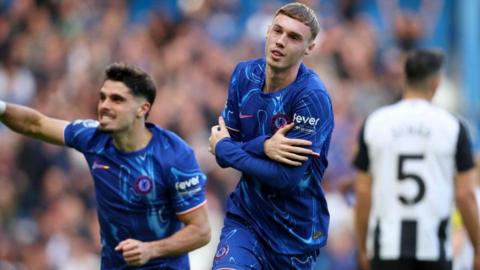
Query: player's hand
358 251 370 270
115 239 153 266
209 116 230 155
264 122 319 166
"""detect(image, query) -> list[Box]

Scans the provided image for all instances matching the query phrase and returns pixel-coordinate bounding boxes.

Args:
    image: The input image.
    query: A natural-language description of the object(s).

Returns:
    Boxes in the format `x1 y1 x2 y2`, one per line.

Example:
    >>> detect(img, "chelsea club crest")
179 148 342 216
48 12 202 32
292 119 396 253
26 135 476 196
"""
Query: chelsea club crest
134 176 153 195
271 113 290 132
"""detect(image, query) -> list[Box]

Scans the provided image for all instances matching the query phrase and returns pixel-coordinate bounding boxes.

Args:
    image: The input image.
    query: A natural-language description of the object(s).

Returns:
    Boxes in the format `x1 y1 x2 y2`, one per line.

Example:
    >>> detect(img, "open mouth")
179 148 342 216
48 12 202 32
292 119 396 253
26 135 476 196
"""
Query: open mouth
99 114 115 123
271 49 285 58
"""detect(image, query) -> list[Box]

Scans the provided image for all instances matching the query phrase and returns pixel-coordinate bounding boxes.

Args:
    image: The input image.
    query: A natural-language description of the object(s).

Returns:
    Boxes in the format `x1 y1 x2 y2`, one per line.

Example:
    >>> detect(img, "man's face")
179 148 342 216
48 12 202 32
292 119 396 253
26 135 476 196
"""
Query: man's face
265 14 315 70
97 80 147 132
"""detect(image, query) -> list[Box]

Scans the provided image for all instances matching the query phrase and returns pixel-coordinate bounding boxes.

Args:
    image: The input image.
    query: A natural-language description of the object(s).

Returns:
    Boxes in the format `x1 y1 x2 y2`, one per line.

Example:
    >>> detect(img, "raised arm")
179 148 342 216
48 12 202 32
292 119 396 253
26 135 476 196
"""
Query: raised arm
0 101 68 145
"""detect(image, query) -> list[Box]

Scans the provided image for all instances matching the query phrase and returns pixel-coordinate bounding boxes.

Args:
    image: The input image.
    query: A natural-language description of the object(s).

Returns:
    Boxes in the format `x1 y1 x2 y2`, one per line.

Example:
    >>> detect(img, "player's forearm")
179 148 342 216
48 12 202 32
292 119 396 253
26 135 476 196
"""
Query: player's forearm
215 138 307 189
354 173 372 254
456 188 480 253
0 102 44 137
241 135 270 158
355 199 370 253
455 169 480 253
148 221 211 258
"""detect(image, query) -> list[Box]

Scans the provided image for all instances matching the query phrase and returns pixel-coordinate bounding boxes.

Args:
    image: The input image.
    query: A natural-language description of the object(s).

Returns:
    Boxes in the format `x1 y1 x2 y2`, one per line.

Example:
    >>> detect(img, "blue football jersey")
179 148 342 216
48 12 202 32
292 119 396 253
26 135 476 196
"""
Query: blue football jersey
65 121 206 270
216 58 334 254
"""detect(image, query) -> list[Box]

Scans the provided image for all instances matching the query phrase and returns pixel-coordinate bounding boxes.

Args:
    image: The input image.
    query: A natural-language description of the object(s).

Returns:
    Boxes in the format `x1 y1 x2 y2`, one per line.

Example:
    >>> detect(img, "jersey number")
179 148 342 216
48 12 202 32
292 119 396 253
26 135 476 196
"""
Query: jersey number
397 154 425 205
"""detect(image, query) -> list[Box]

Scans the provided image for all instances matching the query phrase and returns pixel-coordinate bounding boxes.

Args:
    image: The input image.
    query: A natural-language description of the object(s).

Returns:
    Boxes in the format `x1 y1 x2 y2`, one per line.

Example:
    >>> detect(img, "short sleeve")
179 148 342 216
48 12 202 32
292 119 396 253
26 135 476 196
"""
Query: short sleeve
353 121 369 172
455 120 475 172
64 119 99 152
169 147 207 215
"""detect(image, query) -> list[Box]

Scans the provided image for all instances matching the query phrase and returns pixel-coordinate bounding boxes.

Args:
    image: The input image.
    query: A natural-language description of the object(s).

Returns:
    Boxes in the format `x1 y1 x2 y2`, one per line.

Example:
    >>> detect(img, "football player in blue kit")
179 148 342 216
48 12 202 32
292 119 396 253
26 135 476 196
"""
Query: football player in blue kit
0 63 210 269
209 2 334 269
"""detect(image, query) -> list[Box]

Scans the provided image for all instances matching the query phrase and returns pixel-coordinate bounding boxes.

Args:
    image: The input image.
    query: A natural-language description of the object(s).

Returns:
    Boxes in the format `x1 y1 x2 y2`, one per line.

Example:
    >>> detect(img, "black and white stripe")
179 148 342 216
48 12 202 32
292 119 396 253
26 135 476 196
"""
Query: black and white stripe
354 99 475 261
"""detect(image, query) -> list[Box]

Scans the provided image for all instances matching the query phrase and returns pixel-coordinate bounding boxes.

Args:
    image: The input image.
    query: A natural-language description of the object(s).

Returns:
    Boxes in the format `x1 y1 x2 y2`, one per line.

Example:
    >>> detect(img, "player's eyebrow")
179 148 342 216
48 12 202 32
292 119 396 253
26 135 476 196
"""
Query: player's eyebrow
110 93 126 101
99 89 127 101
288 31 303 40
272 23 305 41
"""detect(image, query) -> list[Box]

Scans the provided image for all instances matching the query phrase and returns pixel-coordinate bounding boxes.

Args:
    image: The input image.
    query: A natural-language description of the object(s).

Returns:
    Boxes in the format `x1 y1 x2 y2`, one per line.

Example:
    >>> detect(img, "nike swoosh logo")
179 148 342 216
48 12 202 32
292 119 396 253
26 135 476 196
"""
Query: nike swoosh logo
92 161 110 170
239 113 254 119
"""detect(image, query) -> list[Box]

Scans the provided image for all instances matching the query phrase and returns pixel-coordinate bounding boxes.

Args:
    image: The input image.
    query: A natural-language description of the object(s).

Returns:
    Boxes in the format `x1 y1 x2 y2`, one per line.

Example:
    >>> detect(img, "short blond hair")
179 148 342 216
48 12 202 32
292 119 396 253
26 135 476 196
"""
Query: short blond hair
275 2 320 40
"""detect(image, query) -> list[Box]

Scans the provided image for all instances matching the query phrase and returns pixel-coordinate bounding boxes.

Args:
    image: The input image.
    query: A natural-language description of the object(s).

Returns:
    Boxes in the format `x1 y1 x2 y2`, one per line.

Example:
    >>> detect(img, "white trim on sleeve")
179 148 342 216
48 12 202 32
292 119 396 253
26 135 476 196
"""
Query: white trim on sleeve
176 200 207 216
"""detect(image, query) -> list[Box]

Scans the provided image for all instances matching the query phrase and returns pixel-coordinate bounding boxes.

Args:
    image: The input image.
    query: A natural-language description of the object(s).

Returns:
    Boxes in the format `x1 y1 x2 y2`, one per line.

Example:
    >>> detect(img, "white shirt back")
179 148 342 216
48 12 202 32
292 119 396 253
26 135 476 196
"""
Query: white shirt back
355 99 473 261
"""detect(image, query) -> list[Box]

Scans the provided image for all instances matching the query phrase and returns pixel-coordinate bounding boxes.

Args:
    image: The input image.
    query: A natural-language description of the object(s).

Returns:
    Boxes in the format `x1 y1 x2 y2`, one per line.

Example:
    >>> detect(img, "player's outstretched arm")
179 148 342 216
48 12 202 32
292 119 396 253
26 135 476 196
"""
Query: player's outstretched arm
0 101 68 145
115 205 210 266
354 170 372 270
455 169 480 270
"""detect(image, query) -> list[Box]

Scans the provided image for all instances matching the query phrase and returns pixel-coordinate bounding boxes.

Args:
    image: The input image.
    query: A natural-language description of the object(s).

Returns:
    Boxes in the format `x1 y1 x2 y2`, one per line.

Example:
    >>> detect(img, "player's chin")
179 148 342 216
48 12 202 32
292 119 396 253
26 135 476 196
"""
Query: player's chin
98 123 115 133
267 55 281 64
267 57 287 69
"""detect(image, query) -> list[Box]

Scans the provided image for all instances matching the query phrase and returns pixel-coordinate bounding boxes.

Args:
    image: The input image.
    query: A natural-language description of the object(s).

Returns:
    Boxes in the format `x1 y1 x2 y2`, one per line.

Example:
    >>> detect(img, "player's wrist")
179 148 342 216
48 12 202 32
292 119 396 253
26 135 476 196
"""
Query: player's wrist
263 137 271 153
0 100 6 116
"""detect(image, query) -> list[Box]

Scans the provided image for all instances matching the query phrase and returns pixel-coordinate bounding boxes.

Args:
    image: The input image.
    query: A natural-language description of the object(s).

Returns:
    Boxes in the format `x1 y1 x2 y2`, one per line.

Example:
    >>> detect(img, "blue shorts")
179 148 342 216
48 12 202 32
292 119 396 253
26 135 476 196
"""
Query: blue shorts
212 215 319 270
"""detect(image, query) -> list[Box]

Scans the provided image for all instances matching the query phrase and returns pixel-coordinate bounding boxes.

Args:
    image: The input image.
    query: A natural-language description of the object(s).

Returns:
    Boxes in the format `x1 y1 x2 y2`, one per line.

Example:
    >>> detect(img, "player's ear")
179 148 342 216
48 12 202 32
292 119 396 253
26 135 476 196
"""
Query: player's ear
430 73 441 90
137 102 151 118
427 74 441 99
305 41 316 55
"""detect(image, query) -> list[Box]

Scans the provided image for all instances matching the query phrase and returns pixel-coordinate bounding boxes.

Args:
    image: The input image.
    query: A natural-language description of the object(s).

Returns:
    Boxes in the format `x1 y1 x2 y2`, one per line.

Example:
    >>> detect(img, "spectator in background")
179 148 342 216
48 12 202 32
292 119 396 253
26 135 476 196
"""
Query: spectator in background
354 49 479 270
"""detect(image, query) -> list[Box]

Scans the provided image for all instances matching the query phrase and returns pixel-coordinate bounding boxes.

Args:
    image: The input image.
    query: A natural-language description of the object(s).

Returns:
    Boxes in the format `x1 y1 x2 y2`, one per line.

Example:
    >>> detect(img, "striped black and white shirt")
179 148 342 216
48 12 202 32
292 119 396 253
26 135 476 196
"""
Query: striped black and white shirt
353 99 475 261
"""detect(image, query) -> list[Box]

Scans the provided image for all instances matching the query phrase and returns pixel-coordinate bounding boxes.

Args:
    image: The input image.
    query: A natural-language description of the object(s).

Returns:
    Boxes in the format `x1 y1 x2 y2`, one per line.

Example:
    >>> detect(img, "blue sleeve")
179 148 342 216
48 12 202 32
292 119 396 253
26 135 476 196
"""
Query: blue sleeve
64 119 100 152
221 64 242 141
221 63 269 157
241 135 270 157
288 90 334 153
216 136 270 167
169 147 207 215
215 90 334 189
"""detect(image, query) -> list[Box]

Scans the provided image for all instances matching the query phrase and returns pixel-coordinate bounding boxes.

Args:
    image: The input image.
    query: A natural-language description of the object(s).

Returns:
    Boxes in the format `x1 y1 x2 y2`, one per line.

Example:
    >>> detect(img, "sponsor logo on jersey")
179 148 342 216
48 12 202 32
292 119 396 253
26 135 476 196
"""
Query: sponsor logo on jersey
292 113 320 134
293 113 320 126
134 176 153 195
175 175 201 195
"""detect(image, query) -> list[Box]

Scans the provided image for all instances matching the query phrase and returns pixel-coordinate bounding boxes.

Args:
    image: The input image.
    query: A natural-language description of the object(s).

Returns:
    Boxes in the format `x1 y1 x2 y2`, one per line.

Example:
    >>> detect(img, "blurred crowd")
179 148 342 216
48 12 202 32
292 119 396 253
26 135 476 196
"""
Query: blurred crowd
0 0 472 269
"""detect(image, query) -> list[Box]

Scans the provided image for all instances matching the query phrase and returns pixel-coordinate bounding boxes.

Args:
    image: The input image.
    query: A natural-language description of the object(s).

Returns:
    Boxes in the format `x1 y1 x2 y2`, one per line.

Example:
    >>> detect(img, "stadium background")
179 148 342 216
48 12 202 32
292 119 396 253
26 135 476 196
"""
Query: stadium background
0 0 478 269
